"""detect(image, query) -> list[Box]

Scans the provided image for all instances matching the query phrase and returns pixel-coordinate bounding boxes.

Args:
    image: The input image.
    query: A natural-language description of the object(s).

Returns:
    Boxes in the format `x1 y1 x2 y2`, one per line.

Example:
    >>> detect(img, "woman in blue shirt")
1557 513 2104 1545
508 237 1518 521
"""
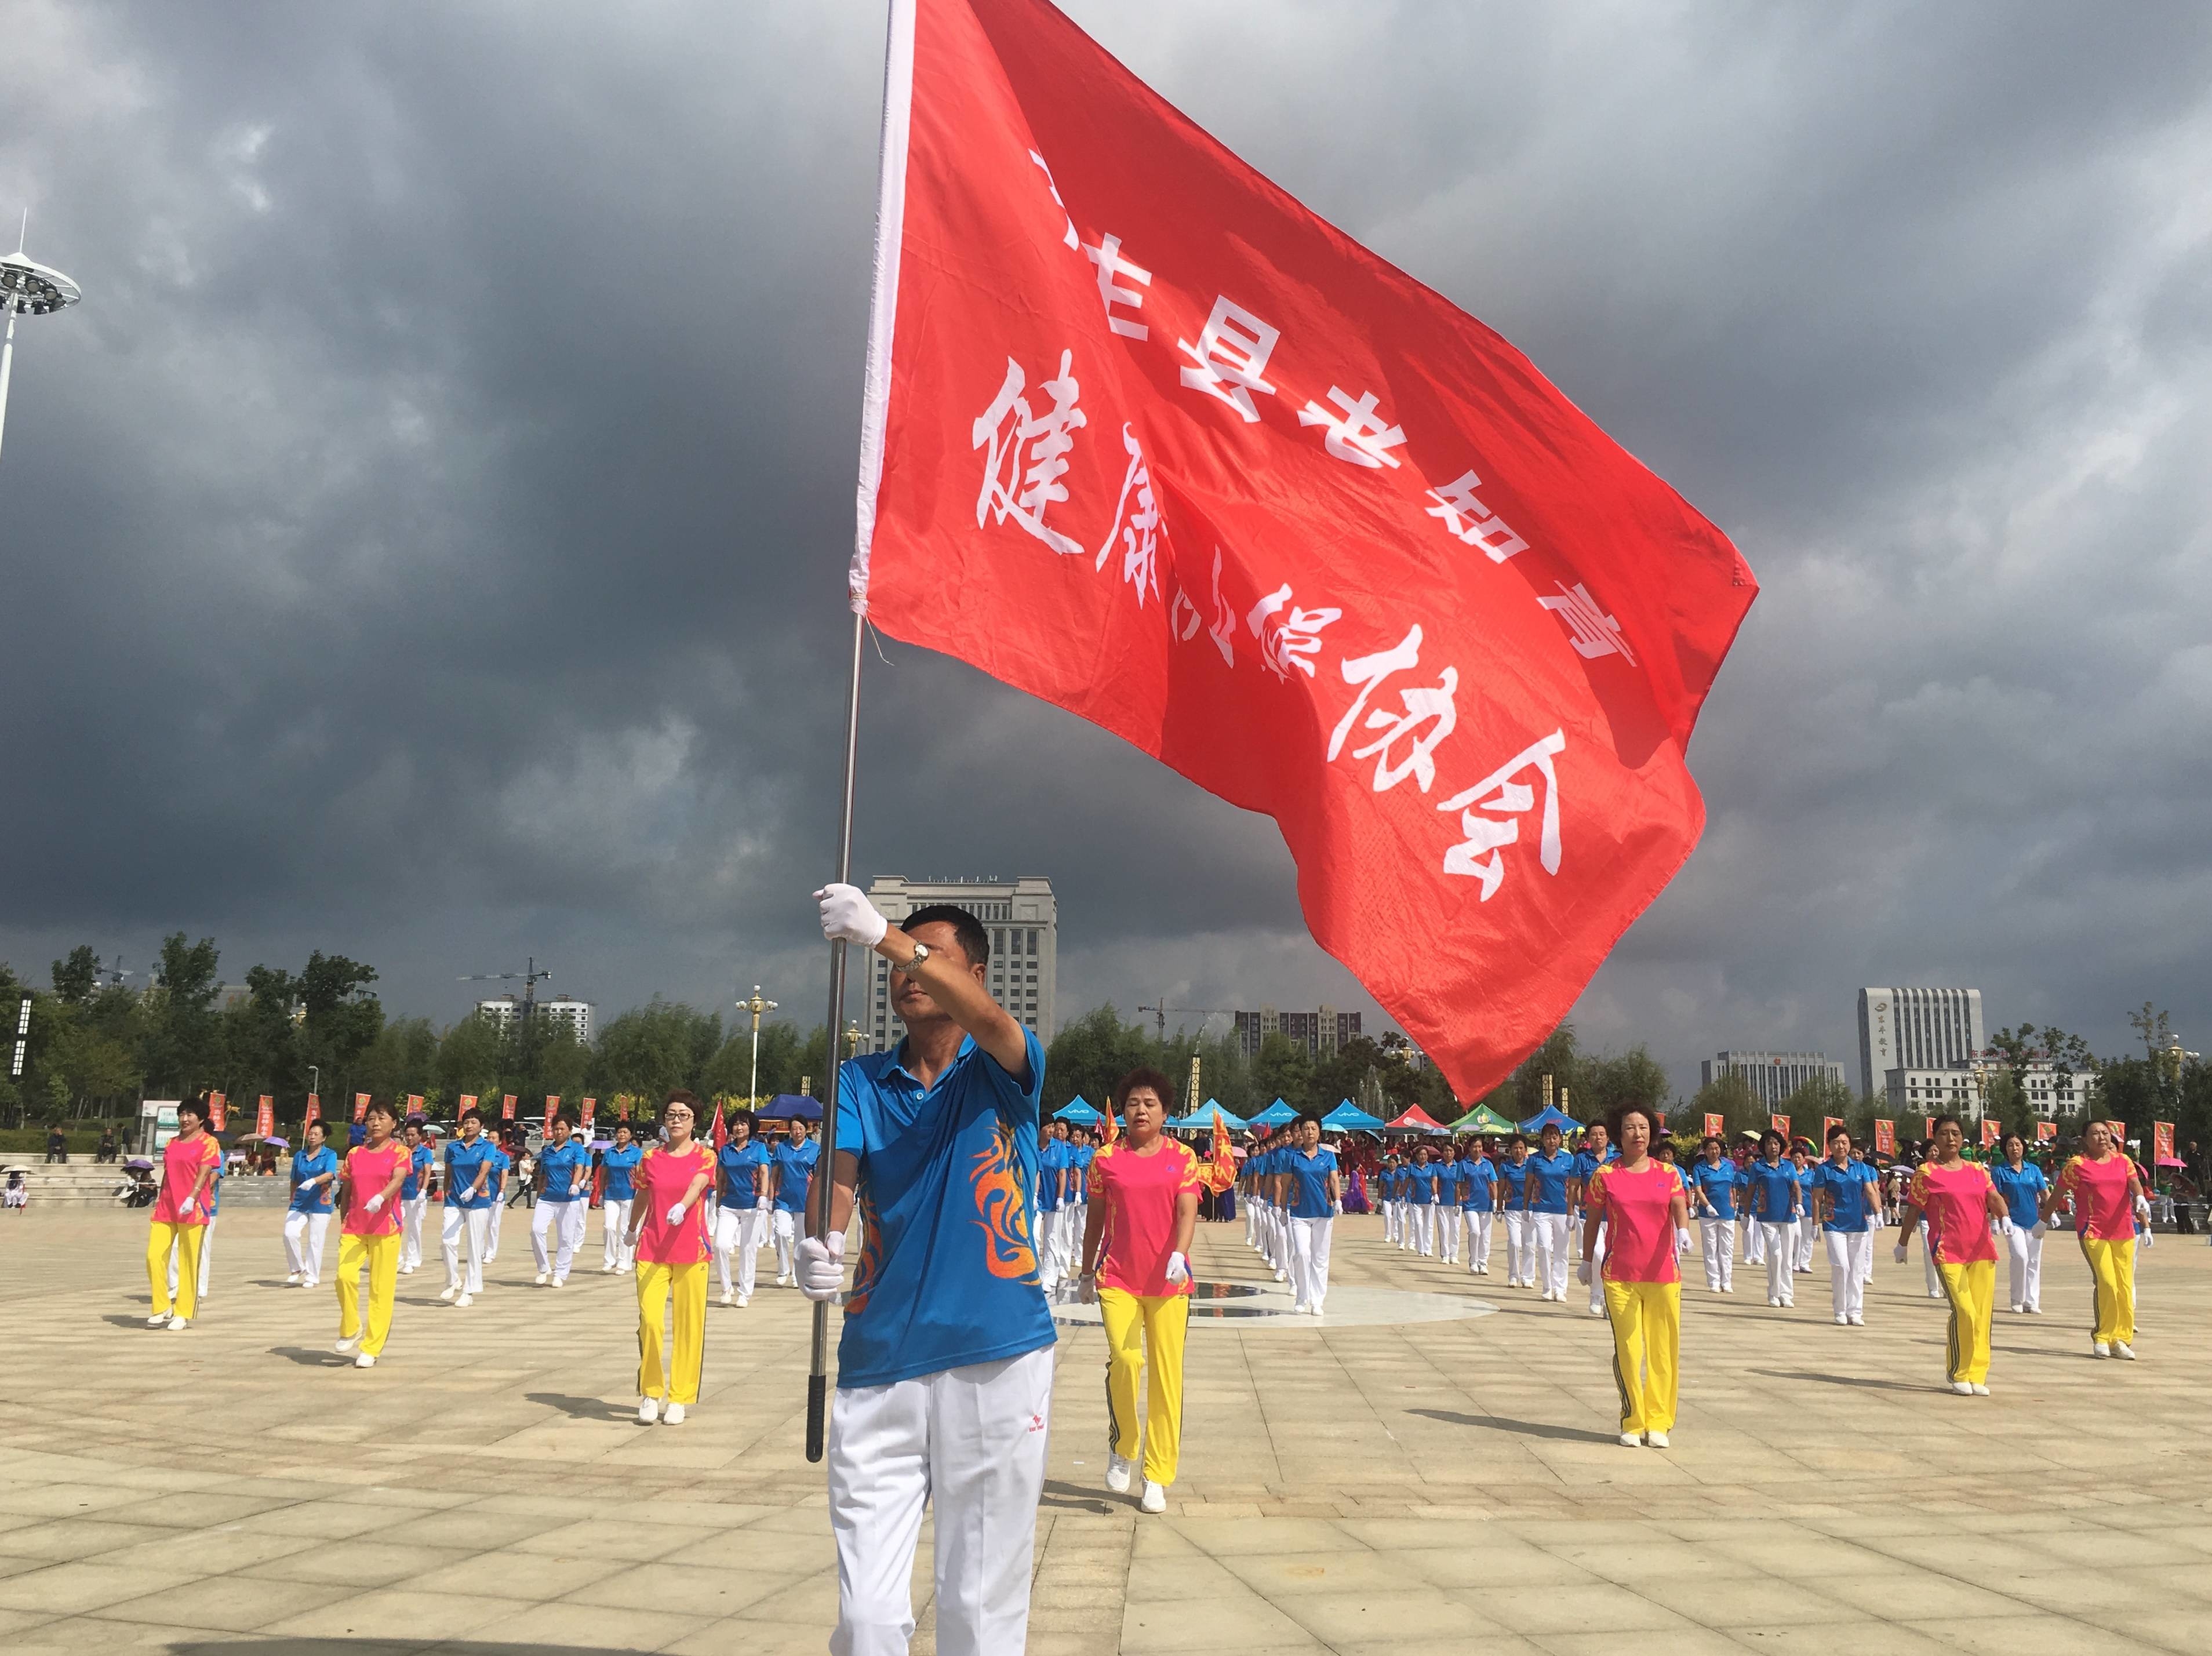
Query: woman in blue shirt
1744 1130 1803 1308
1460 1140 1498 1276
284 1120 340 1287
1808 1127 1882 1325
1989 1133 2049 1315
1497 1137 1534 1287
711 1112 770 1306
1522 1124 1576 1302
1687 1137 1741 1294
600 1121 645 1276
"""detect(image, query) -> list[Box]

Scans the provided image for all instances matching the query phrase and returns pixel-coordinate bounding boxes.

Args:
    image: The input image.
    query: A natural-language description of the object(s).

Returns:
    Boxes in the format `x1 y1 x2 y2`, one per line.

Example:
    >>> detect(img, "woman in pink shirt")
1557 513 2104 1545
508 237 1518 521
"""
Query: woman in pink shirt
2050 1120 2148 1359
334 1099 412 1369
145 1095 222 1330
625 1093 715 1424
1579 1104 1690 1448
1894 1115 2008 1395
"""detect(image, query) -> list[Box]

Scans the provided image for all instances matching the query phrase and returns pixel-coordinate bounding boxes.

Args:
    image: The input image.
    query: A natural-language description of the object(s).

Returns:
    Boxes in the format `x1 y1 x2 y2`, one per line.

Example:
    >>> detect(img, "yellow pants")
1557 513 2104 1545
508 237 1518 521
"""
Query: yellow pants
1603 1279 1679 1435
2079 1236 2135 1345
1100 1288 1190 1486
336 1232 400 1357
1935 1256 1995 1384
147 1221 206 1320
636 1261 708 1404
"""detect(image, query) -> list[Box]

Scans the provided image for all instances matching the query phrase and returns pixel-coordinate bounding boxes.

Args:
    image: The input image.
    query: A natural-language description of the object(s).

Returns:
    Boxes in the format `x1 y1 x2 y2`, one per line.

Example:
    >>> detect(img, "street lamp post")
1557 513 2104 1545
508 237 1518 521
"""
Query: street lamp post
737 986 778 1107
0 221 82 465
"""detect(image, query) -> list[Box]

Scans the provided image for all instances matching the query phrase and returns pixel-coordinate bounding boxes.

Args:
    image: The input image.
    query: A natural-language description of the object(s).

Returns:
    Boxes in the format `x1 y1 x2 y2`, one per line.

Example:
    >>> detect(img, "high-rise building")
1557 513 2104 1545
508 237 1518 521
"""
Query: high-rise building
1700 1050 1846 1110
1858 987 1985 1098
861 876 1056 1053
539 995 594 1045
1886 1054 2089 1122
475 994 521 1030
1234 1006 1362 1061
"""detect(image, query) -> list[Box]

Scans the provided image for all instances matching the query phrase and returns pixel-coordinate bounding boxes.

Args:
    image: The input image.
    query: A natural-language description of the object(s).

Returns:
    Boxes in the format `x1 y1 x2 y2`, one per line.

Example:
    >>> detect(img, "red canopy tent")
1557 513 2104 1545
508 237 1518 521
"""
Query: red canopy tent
1385 1106 1449 1135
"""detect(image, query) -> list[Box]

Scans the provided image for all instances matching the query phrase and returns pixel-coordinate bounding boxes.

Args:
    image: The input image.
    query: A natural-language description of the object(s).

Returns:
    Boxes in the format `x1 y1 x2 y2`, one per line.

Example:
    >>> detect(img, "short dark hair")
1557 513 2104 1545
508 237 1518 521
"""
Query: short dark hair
1507 1133 1526 1148
460 1108 483 1126
1826 1125 1852 1145
364 1097 398 1123
667 1089 699 1110
1760 1129 1785 1152
1113 1067 1175 1115
904 903 990 966
1931 1113 1963 1134
729 1109 757 1136
178 1097 209 1124
1606 1104 1653 1143
1296 1112 1326 1130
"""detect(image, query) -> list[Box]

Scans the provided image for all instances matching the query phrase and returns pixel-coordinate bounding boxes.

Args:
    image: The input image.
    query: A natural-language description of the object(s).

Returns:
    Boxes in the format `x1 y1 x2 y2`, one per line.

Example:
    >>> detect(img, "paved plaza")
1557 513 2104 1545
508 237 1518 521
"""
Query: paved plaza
2 1204 2208 1655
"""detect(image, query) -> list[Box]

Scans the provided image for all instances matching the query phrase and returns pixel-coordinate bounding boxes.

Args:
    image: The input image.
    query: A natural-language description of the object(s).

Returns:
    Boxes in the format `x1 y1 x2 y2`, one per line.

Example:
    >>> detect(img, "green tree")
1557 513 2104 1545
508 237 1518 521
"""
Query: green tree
436 1010 511 1101
50 945 100 1003
1045 1005 1158 1114
1776 1073 1857 1144
1250 1032 1314 1115
1582 1046 1671 1119
1689 1071 1761 1142
595 998 721 1100
354 1017 440 1103
142 933 223 1094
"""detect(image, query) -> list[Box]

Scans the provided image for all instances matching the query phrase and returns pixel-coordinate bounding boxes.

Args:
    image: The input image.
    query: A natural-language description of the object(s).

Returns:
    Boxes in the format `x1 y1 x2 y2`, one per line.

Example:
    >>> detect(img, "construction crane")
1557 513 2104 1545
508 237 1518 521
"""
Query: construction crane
1136 1002 1238 1043
459 958 553 1071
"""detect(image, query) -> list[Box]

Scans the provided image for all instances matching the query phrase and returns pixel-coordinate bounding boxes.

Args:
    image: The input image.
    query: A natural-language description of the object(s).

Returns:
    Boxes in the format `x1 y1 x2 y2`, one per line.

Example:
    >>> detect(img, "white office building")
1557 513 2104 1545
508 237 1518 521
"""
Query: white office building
1886 1054 2089 1122
475 992 592 1045
1701 1050 1847 1109
862 875 1056 1053
1858 987 1985 1099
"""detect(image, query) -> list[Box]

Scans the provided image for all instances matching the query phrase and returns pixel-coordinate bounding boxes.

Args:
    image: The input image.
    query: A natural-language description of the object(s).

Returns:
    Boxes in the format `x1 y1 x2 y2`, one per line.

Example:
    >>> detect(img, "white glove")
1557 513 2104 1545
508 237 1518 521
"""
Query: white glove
1077 1273 1098 1305
2031 1221 2048 1239
665 1203 686 1225
1893 1243 1908 1264
366 1193 386 1214
756 1195 772 1211
1676 1229 1694 1254
2134 1197 2152 1220
177 1196 196 1216
1164 1251 1190 1284
814 883 889 949
797 1232 846 1301
1998 1217 2014 1236
1331 1200 1344 1216
1576 1261 1592 1285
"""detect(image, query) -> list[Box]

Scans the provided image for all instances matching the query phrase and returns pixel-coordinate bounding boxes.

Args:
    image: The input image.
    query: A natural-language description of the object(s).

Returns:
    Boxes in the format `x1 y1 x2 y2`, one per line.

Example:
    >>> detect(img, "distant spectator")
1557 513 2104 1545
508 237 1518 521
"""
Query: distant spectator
3 1169 26 1210
45 1126 67 1163
96 1127 119 1163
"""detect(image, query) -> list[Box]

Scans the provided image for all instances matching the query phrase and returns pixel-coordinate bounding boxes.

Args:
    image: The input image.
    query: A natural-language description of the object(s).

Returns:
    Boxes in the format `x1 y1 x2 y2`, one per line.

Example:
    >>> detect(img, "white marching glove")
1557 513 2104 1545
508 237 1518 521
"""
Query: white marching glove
1998 1217 2014 1236
665 1203 687 1226
2031 1221 2049 1239
1078 1273 1098 1305
366 1193 385 1215
177 1196 196 1216
797 1232 846 1301
1576 1260 1592 1286
814 883 889 950
2134 1196 2152 1221
756 1195 772 1211
1893 1243 1908 1264
1164 1251 1190 1284
1331 1200 1345 1217
1676 1229 1694 1254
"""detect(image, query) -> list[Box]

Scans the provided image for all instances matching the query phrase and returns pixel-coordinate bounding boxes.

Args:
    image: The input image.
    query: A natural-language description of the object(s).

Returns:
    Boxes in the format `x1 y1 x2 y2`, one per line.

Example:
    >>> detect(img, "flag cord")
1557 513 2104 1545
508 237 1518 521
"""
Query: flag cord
807 604 867 1463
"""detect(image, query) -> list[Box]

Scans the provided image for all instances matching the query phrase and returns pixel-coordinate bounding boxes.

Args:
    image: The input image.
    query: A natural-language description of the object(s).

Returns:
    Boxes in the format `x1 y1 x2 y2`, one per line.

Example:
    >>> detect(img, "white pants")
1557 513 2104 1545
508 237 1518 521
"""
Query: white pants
715 1204 765 1298
1034 1209 1059 1289
1466 1209 1493 1272
1824 1229 1869 1320
1383 1199 1400 1244
530 1199 586 1278
602 1199 634 1271
1287 1214 1334 1309
168 1215 216 1299
829 1346 1053 1656
399 1193 429 1270
1439 1206 1462 1263
1410 1202 1436 1257
1761 1222 1795 1303
1744 1217 1765 1264
1699 1217 1734 1291
1503 1210 1532 1283
1055 1202 1080 1280
283 1210 331 1283
2005 1223 2044 1310
442 1204 489 1294
1924 1240 1943 1297
1793 1215 1817 1271
486 1193 505 1259
1586 1221 1608 1312
1531 1211 1570 1296
773 1208 801 1280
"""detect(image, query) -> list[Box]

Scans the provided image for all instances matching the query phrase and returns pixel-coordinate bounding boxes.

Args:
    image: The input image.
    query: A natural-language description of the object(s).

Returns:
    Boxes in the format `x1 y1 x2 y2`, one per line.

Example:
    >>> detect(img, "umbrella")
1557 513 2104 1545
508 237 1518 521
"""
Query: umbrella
1447 1105 1516 1135
260 1135 290 1150
123 1158 154 1170
1247 1100 1299 1129
757 1094 823 1122
588 1137 613 1151
1518 1104 1577 1135
1054 1097 1103 1124
1322 1101 1387 1131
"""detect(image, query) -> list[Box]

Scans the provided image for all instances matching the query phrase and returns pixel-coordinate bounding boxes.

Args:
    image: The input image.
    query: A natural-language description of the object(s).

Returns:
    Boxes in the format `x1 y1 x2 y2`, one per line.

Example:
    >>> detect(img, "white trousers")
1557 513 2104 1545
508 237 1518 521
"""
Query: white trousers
1287 1214 1334 1309
1410 1202 1436 1257
486 1193 505 1258
1793 1215 1817 1271
773 1208 801 1280
1824 1229 1869 1320
442 1204 489 1294
1744 1217 1765 1264
168 1215 216 1299
1439 1205 1462 1262
1699 1217 1735 1291
829 1346 1053 1656
2004 1223 2044 1311
530 1199 586 1278
283 1210 331 1283
597 1193 632 1273
1923 1240 1943 1297
1587 1221 1608 1311
1035 1209 1058 1287
1760 1222 1795 1303
1503 1210 1532 1283
1532 1211 1571 1296
1383 1199 1400 1244
1466 1209 1493 1272
399 1193 429 1269
715 1204 765 1298
1055 1202 1080 1280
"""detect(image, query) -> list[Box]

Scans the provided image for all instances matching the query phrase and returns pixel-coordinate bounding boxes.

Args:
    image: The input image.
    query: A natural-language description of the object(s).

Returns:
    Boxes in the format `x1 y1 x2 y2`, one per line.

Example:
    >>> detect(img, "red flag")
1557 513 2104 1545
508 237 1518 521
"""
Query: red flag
545 1095 561 1133
501 1093 517 1121
1874 1119 1896 1156
256 1095 274 1138
459 1093 478 1114
851 0 1755 1100
304 1092 321 1127
581 1096 597 1129
2154 1120 2175 1165
352 1092 370 1123
1770 1113 1791 1141
209 1093 227 1133
405 1094 424 1119
1823 1115 1843 1145
2035 1121 2057 1143
1207 1122 1235 1194
711 1097 729 1153
1980 1119 2000 1149
617 1096 631 1122
1100 1104 1118 1147
1924 1116 1938 1140
1702 1112 1725 1140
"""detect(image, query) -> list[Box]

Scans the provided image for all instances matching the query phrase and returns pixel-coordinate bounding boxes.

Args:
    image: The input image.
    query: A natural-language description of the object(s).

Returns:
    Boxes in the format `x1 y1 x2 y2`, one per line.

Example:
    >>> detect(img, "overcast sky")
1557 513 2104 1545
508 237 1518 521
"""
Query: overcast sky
3 1 2207 1096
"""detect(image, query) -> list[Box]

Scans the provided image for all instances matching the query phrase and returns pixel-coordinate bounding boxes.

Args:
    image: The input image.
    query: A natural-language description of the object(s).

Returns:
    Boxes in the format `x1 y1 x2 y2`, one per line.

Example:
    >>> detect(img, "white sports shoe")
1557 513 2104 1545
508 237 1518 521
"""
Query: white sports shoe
335 1336 360 1355
1291 1301 1310 1316
438 1285 459 1302
534 1272 549 1286
551 1277 565 1289
285 1272 301 1286
1644 1431 1671 1448
1848 1313 1864 1326
167 1315 190 1331
1618 1432 1643 1447
1949 1380 1974 1395
1140 1480 1167 1515
737 1294 750 1308
146 1313 169 1328
1588 1304 1605 1317
456 1293 474 1308
1835 1315 1849 1326
638 1397 660 1424
663 1403 686 1425
2092 1341 2111 1358
1105 1454 1133 1494
721 1290 735 1306
601 1264 614 1273
2113 1342 2137 1361
1969 1383 1991 1395
354 1352 375 1369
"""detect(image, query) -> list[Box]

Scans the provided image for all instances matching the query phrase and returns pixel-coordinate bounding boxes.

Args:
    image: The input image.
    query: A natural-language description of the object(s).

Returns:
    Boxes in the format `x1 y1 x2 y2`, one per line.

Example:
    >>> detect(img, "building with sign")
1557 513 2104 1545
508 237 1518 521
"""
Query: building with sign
1700 1050 1846 1109
1857 986 1985 1100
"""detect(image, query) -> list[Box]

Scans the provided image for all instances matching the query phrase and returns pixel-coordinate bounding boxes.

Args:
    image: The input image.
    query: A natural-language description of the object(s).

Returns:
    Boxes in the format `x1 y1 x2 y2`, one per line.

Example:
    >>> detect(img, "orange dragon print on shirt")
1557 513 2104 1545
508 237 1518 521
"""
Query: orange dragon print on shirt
845 1189 884 1315
971 1120 1039 1282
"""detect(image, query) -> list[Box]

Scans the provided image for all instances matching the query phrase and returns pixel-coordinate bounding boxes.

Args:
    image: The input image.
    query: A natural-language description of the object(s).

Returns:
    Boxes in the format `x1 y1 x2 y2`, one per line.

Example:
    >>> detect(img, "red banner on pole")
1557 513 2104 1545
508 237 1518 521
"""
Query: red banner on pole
1924 1116 1938 1139
2035 1121 2057 1142
581 1096 596 1127
256 1095 274 1138
545 1095 561 1130
304 1093 321 1127
1980 1119 1999 1149
1703 1112 1725 1140
1823 1115 1843 1145
501 1093 516 1121
208 1093 227 1133
617 1096 631 1122
2155 1120 2177 1166
852 0 1756 1102
459 1094 478 1113
353 1093 370 1123
1769 1114 1791 1141
1874 1119 1896 1156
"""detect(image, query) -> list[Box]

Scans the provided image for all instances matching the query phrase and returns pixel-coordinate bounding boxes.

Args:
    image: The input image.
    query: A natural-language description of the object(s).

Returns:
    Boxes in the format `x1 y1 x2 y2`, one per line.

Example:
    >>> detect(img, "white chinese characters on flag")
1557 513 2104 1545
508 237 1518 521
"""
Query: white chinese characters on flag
852 0 1757 1099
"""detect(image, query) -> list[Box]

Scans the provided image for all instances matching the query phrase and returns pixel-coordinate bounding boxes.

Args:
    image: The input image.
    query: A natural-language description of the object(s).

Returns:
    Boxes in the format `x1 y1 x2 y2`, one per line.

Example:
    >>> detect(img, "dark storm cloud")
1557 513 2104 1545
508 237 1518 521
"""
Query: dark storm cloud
2 1 2207 1087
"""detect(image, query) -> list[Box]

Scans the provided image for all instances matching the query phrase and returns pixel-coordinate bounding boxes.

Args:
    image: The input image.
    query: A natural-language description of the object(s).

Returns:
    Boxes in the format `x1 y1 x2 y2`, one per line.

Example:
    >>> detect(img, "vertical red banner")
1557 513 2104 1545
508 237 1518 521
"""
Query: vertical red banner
353 1093 370 1123
1769 1113 1791 1141
405 1094 424 1118
1924 1116 1938 1138
1823 1115 1843 1145
617 1096 631 1122
581 1097 597 1128
2035 1122 2057 1142
1874 1119 1896 1156
1703 1112 1725 1139
545 1095 561 1130
2155 1121 2175 1165
305 1093 321 1127
209 1093 227 1132
256 1095 274 1138
501 1094 516 1121
459 1093 478 1113
1980 1119 1999 1149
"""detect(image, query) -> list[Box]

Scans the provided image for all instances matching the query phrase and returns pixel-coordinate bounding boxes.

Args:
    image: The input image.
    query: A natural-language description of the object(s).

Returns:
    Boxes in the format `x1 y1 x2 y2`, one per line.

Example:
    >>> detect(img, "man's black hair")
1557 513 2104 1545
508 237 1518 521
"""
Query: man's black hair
459 1108 483 1126
904 903 990 966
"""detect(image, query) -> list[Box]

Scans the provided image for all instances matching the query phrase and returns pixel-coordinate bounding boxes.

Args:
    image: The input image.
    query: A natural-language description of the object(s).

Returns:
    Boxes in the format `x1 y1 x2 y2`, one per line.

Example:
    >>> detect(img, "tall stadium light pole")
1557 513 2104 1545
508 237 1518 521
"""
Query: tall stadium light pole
738 985 778 1105
0 219 82 464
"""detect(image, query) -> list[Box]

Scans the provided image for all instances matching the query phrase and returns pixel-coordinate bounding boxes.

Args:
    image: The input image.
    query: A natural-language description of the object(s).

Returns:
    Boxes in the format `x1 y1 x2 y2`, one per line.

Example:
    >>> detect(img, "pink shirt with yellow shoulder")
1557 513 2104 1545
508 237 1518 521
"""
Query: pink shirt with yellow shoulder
1587 1163 1681 1284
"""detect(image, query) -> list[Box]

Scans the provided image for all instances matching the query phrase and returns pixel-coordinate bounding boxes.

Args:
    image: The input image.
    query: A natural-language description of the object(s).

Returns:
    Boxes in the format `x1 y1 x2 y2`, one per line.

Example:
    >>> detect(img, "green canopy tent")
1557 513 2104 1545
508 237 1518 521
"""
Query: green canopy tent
1448 1105 1518 1135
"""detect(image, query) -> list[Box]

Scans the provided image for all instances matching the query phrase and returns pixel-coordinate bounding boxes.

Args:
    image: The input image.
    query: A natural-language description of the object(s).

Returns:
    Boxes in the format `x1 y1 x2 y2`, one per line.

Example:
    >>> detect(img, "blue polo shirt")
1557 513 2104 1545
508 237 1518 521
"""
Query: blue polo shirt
772 1137 818 1212
402 1143 432 1200
1571 1146 1617 1187
832 1028 1055 1389
1809 1158 1880 1232
1689 1158 1742 1221
1072 1143 1094 1198
1745 1158 1801 1223
1036 1139 1067 1212
1460 1156 1496 1206
1283 1147 1338 1218
1525 1149 1573 1214
1401 1162 1435 1204
600 1142 643 1203
1989 1163 2047 1228
445 1138 496 1210
538 1140 590 1202
489 1145 511 1195
716 1140 768 1206
1497 1156 1531 1206
289 1145 338 1214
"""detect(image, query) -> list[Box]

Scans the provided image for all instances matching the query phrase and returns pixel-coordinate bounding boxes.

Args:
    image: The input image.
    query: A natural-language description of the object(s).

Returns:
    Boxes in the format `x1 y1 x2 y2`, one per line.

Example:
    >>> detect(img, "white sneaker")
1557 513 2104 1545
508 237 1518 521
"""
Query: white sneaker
456 1293 474 1308
335 1336 360 1355
354 1352 376 1369
1140 1480 1167 1515
534 1272 549 1286
2010 1303 2025 1314
601 1264 614 1274
1274 1269 1287 1282
1949 1380 1974 1395
721 1290 735 1306
438 1285 459 1302
551 1277 565 1289
2092 1341 2111 1358
1848 1313 1864 1326
285 1272 301 1286
663 1402 686 1425
2113 1342 2137 1361
737 1294 750 1308
147 1313 169 1328
303 1279 319 1289
1105 1454 1133 1494
1969 1383 1990 1395
1644 1431 1671 1448
1618 1432 1643 1447
1835 1314 1849 1326
1588 1304 1605 1317
167 1315 190 1331
1291 1301 1310 1315
638 1397 661 1425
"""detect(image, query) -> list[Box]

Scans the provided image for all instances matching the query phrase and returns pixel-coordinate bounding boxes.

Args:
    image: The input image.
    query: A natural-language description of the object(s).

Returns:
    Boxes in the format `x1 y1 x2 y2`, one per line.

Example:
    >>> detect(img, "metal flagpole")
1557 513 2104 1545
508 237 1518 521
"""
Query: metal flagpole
807 607 866 1463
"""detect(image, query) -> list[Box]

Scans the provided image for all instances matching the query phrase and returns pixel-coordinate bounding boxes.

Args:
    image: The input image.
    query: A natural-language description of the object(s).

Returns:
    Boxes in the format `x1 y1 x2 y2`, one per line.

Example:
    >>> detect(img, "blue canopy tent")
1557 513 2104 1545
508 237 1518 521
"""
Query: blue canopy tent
1321 1101 1387 1131
1054 1097 1104 1125
1247 1099 1300 1130
757 1094 823 1122
1175 1099 1247 1131
1518 1104 1577 1135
